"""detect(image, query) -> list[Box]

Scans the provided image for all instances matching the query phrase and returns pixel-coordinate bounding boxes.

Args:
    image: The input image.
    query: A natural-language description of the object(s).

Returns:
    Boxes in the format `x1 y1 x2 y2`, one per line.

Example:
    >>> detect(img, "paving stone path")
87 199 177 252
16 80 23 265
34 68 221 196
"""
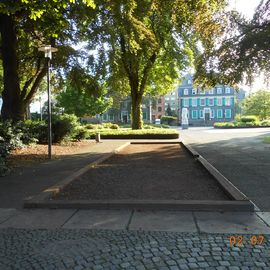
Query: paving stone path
0 229 269 270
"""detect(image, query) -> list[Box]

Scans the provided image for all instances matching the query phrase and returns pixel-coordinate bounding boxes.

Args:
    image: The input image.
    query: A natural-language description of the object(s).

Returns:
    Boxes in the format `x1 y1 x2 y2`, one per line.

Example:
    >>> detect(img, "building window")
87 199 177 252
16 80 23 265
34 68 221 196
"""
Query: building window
208 88 214 94
200 98 206 106
158 107 162 112
192 99 197 107
208 98 214 106
217 109 223 118
183 99 189 107
188 80 191 85
192 89 197 95
211 109 215 118
225 97 230 106
192 110 198 119
165 97 169 100
158 98 162 104
225 87 231 94
109 114 114 121
225 109 232 118
199 88 205 95
217 97 222 106
184 89 189 95
199 110 204 118
217 87 222 94
102 114 107 121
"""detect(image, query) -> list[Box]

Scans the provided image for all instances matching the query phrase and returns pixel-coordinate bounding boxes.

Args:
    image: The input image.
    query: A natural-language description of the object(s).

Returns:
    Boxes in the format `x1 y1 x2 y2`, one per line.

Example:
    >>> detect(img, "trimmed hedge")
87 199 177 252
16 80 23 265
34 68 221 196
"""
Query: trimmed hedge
88 128 179 139
240 115 259 123
161 116 178 125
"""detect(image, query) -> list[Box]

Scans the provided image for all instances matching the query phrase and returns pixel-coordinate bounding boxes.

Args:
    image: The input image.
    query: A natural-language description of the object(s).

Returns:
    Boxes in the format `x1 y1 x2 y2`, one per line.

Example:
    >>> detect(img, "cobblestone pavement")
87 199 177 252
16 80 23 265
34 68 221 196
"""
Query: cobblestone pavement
0 229 269 270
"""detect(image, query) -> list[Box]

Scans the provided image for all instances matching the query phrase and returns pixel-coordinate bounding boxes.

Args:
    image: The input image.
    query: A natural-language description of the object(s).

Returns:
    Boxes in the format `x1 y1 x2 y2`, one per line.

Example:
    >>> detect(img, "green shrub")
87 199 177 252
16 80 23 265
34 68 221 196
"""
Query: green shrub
260 120 270 126
240 115 259 123
161 116 177 125
52 114 79 143
0 121 26 176
87 128 179 139
73 127 90 141
214 122 235 128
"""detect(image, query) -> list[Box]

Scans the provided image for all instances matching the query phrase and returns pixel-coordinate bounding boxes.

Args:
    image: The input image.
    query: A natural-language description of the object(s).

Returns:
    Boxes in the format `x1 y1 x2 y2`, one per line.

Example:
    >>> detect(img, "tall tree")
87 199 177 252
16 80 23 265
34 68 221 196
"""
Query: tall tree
0 0 95 121
242 90 270 120
56 68 112 117
79 0 226 129
194 0 270 87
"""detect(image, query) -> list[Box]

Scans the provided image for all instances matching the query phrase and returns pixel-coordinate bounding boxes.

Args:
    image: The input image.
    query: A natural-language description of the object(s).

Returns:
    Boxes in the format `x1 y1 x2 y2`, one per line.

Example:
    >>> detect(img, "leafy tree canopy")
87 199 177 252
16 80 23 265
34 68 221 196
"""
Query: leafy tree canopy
194 0 270 87
56 69 112 117
242 90 270 120
0 0 95 121
78 0 226 128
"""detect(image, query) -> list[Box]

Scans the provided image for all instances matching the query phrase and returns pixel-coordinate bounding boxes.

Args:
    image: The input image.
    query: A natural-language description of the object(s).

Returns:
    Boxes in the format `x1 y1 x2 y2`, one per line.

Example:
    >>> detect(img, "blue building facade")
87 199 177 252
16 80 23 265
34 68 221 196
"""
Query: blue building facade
178 74 236 126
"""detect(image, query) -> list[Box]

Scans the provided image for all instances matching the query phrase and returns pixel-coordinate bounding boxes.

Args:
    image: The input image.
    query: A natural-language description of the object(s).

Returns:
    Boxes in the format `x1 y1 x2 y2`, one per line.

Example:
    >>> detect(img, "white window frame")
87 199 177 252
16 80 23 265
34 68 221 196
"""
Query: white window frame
217 87 222 94
225 97 230 106
225 109 232 118
183 99 189 107
217 109 223 119
200 98 206 106
184 89 189 95
192 98 197 107
192 110 198 119
208 88 214 94
225 87 231 94
217 97 222 106
188 80 191 85
192 89 197 95
208 98 214 106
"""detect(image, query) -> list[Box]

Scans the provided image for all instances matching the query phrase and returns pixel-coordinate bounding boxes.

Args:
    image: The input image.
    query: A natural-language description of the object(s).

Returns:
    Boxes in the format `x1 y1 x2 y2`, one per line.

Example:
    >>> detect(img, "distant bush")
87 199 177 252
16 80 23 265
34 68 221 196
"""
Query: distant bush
52 114 79 143
73 127 90 141
240 115 259 123
87 128 179 139
161 116 177 125
0 121 26 176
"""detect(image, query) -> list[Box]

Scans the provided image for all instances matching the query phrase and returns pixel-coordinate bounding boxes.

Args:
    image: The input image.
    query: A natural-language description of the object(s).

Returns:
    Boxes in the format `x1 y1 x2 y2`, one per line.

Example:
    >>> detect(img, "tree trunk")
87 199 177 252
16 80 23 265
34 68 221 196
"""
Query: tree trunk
131 91 143 130
0 14 24 121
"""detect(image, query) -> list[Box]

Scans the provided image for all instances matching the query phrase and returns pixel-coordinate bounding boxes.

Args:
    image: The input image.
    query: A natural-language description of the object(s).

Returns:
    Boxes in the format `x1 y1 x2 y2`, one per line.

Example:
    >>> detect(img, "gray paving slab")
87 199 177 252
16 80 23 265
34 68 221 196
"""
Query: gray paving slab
0 208 17 224
256 212 270 227
63 209 131 229
129 210 197 232
195 211 270 234
0 209 76 229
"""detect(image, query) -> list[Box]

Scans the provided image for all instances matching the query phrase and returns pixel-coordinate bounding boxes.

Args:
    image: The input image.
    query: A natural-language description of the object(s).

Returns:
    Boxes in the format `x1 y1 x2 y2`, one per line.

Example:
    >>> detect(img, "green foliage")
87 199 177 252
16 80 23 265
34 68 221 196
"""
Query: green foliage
73 127 90 141
240 115 259 123
242 90 270 120
52 114 80 143
0 121 29 176
263 137 270 144
194 0 270 86
161 116 177 125
56 76 112 117
102 123 119 129
80 0 226 129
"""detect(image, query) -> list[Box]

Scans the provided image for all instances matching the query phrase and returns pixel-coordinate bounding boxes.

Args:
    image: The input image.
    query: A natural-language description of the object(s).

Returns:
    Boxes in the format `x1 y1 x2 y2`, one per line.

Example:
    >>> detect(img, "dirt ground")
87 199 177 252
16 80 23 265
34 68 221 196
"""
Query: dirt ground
8 140 95 168
54 143 230 201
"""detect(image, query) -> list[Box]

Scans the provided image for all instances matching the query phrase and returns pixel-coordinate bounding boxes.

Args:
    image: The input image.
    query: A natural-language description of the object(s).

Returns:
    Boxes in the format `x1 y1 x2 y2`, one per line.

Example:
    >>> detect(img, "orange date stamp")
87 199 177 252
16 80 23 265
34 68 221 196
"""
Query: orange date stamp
229 235 266 246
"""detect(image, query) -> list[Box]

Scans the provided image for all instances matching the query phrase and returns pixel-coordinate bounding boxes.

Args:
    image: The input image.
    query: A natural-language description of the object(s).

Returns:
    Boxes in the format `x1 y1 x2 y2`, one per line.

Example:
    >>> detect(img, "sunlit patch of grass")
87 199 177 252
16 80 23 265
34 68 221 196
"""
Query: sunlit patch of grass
263 137 270 144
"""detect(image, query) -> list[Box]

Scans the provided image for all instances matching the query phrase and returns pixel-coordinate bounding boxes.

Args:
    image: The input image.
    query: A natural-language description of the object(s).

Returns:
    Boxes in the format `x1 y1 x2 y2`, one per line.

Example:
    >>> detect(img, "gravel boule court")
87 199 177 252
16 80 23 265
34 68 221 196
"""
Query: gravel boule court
53 143 230 201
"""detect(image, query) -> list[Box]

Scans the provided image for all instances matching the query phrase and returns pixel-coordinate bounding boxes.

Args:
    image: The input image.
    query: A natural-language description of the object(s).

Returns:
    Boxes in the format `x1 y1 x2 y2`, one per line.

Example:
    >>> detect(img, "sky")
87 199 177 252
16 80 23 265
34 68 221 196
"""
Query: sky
30 0 265 113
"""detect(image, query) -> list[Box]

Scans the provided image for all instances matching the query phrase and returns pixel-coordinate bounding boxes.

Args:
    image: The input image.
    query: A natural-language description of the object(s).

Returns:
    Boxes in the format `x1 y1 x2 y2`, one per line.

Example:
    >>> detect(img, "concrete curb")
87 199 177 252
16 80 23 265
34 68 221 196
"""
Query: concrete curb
24 142 130 206
24 200 253 211
24 141 254 212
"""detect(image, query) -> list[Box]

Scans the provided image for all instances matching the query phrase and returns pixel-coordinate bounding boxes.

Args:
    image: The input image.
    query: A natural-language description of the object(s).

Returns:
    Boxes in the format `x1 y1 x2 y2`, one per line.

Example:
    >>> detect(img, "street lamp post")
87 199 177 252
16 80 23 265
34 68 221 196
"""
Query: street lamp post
38 45 58 160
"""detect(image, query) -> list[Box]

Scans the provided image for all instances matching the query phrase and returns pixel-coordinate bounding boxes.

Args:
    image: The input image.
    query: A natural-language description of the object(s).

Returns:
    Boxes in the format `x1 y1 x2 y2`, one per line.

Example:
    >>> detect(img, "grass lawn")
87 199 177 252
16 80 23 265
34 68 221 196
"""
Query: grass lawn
263 137 270 144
